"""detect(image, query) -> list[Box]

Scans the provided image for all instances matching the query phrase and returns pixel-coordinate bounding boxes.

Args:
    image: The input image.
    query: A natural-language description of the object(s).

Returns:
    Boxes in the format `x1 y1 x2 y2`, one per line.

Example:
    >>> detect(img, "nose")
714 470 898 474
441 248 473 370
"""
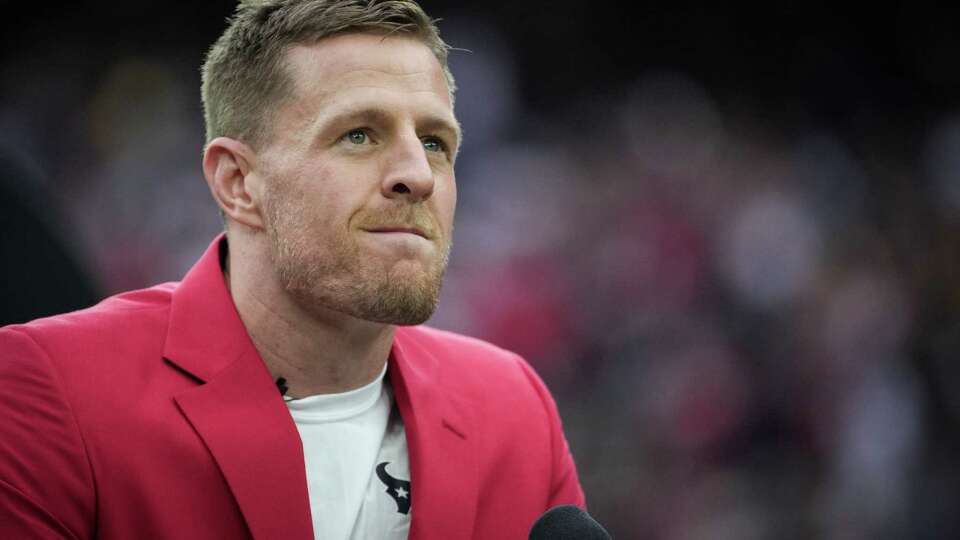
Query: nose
381 132 435 202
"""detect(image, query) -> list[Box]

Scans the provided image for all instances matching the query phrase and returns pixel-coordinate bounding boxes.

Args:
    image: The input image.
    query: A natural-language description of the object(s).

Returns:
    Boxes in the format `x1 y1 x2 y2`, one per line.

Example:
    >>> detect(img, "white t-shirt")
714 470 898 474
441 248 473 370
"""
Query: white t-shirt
286 364 411 540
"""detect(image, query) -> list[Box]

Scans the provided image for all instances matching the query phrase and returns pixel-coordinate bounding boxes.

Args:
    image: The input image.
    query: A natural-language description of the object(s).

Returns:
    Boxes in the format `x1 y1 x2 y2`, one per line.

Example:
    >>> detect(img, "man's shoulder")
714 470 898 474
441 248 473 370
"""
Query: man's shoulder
395 325 547 395
394 326 568 470
0 282 178 359
397 325 525 367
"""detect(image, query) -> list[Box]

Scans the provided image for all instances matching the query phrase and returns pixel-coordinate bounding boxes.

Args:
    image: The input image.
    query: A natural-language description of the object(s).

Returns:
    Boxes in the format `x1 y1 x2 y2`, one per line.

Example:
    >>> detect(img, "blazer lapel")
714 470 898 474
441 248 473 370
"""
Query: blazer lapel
163 236 312 540
391 332 478 540
174 349 312 540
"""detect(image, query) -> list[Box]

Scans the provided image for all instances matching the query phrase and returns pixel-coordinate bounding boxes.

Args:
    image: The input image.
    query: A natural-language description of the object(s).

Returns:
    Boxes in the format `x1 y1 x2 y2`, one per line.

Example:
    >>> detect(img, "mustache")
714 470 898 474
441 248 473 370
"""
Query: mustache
354 206 442 240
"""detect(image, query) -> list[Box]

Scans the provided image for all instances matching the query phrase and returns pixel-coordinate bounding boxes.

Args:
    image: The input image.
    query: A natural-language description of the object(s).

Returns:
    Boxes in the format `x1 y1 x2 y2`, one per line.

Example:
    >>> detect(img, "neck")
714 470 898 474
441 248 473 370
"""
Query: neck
224 236 395 397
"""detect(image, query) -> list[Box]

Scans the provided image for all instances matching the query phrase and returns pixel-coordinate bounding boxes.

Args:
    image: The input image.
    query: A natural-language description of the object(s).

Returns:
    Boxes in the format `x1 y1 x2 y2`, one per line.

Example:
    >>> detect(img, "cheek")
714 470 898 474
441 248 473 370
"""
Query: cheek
266 185 331 240
439 178 457 231
284 165 345 219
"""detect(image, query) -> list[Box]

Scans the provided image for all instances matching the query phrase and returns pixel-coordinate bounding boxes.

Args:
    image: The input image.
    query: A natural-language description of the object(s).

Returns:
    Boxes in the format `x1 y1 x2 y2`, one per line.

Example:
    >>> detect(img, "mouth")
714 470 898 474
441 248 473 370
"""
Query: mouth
363 226 431 240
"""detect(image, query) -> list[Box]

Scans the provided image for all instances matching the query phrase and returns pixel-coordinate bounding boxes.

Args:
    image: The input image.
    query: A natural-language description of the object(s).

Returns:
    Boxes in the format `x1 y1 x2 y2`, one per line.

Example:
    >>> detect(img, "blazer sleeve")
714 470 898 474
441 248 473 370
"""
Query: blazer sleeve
516 357 586 509
0 328 95 540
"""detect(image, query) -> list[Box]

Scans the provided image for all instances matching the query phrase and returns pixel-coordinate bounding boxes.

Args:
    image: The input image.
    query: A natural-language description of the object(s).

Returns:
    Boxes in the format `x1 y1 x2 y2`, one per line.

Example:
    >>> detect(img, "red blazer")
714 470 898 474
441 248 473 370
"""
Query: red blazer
0 236 584 539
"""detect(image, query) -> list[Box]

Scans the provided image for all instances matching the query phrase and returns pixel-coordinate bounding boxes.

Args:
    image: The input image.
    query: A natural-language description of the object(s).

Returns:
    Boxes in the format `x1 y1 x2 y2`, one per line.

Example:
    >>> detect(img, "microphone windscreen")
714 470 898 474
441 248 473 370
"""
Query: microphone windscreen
528 504 612 540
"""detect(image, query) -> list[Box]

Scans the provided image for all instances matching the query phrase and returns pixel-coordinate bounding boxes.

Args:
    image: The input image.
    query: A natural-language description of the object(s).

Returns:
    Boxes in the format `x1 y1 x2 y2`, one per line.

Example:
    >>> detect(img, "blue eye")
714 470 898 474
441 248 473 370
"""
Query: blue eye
345 129 368 144
422 136 445 153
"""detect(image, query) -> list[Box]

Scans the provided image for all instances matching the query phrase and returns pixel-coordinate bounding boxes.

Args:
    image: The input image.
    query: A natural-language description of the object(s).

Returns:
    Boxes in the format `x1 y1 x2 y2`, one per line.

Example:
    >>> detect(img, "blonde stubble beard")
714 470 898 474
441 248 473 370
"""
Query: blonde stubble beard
264 194 452 326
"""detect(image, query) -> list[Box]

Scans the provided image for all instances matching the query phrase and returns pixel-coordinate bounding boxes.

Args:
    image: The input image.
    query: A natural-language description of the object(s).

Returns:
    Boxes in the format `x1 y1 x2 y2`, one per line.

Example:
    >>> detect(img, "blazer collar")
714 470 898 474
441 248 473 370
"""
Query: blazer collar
163 234 252 383
164 235 313 540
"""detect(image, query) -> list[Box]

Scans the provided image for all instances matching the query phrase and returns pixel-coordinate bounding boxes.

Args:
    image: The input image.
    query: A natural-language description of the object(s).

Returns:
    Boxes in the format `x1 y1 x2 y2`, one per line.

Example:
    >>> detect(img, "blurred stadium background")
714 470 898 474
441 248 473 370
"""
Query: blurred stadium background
3 2 960 538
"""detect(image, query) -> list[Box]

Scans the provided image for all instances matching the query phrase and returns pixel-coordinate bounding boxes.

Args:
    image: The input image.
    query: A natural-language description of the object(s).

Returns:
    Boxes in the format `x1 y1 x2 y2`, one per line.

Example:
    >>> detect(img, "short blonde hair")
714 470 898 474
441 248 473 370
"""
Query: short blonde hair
201 0 455 147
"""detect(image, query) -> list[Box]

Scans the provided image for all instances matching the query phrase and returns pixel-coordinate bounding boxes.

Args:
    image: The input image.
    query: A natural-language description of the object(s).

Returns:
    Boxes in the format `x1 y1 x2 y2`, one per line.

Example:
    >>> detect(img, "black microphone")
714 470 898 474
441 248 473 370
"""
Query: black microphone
528 505 612 540
276 377 289 396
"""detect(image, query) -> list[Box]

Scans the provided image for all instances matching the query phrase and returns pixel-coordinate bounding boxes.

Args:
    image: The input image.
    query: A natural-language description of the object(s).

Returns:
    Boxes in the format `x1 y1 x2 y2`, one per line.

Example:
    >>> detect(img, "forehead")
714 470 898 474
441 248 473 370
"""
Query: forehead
282 32 453 113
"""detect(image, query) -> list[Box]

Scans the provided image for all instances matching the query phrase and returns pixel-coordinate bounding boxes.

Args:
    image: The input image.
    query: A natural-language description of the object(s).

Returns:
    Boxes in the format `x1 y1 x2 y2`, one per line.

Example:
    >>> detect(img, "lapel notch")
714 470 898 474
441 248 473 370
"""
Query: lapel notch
163 236 312 540
174 348 313 540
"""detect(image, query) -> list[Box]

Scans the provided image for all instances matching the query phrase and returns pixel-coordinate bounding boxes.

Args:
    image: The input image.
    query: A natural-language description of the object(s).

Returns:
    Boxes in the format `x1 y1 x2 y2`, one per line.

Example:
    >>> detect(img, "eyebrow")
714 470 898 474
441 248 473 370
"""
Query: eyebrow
315 105 462 148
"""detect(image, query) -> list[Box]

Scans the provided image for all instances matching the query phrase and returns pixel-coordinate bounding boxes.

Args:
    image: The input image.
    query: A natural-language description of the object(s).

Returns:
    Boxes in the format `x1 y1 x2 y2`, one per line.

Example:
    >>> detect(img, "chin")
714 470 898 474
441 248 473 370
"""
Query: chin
288 268 443 326
359 277 442 326
273 232 449 326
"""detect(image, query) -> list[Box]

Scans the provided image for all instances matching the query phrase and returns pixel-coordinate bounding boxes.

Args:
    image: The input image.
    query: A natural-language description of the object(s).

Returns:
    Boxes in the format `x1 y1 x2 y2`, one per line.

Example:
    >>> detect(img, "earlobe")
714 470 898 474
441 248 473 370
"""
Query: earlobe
202 137 265 230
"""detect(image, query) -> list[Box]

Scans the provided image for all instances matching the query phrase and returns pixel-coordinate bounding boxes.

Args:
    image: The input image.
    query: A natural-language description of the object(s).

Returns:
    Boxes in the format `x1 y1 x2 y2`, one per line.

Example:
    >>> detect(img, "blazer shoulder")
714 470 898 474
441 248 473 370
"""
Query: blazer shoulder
398 324 526 369
396 325 547 400
1 282 177 372
6 282 175 335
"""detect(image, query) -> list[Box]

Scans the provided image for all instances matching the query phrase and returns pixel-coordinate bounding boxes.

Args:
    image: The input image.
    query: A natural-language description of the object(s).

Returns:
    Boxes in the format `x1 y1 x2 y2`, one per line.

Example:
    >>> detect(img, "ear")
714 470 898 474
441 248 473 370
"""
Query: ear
202 137 265 230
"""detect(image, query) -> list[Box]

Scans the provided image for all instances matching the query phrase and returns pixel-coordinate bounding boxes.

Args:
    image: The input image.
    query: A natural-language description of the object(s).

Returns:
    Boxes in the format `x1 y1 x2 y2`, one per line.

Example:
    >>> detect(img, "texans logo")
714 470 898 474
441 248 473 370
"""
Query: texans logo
376 462 411 515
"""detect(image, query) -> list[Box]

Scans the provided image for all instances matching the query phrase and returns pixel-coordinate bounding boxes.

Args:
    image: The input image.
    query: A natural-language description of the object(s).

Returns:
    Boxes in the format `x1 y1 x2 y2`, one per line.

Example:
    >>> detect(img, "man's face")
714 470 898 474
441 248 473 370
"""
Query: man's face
253 33 459 325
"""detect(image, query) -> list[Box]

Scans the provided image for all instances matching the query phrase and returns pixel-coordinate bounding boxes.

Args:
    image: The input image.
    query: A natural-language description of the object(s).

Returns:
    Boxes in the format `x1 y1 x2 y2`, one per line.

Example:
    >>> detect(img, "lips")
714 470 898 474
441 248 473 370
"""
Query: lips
364 226 431 239
357 210 438 241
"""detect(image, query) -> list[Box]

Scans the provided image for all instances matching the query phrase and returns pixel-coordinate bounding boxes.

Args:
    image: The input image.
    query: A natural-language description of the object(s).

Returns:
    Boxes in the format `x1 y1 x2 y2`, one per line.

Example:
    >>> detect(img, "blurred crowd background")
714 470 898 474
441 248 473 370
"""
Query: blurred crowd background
3 3 960 539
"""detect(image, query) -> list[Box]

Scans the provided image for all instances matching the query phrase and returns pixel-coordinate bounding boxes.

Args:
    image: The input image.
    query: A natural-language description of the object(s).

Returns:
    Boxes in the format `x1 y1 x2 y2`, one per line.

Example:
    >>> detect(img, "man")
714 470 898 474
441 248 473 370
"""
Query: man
0 1 585 539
